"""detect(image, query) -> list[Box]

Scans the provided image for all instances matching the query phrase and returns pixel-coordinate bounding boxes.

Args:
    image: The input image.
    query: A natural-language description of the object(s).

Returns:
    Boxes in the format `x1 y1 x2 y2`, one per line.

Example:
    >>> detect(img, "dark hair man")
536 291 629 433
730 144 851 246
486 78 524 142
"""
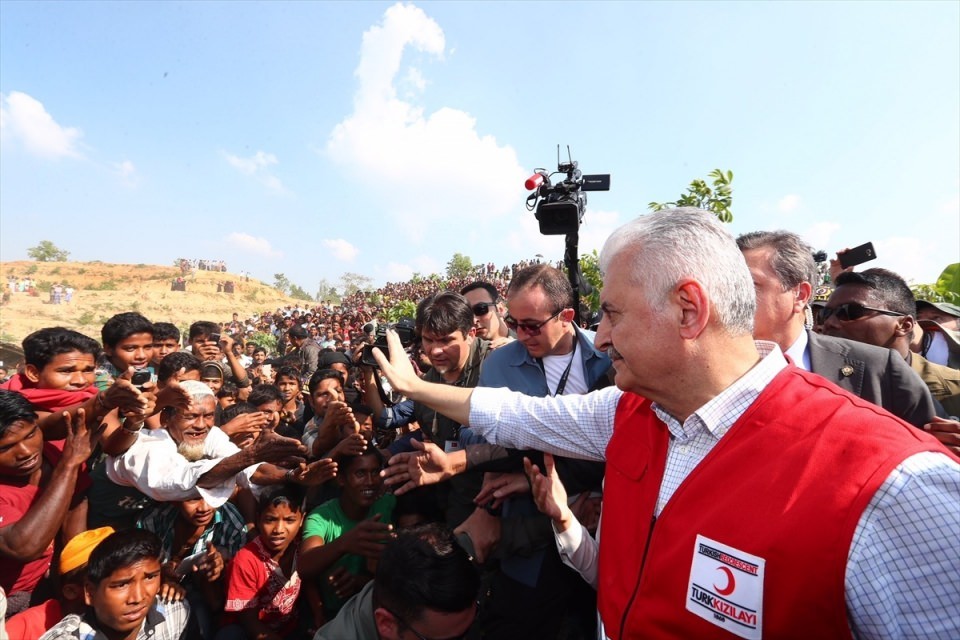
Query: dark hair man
364 292 491 529
288 324 322 385
316 523 479 640
301 447 395 619
151 322 181 368
96 312 155 390
374 208 960 639
736 230 938 428
39 529 199 639
0 391 98 617
460 281 513 349
823 268 960 451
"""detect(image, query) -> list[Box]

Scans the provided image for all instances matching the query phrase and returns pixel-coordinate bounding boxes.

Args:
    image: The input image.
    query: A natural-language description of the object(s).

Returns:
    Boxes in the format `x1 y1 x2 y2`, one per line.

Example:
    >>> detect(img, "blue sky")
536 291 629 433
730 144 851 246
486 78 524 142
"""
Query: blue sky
2 1 957 294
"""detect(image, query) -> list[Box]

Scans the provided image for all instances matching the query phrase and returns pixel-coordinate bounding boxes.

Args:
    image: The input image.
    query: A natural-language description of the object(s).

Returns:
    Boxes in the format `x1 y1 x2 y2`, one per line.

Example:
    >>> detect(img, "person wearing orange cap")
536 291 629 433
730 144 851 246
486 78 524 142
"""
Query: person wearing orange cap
6 527 114 639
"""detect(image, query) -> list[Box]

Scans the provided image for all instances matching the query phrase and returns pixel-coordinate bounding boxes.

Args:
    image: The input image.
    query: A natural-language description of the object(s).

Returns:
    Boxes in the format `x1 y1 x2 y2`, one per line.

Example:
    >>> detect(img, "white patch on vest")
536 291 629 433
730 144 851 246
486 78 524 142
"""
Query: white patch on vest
686 534 765 639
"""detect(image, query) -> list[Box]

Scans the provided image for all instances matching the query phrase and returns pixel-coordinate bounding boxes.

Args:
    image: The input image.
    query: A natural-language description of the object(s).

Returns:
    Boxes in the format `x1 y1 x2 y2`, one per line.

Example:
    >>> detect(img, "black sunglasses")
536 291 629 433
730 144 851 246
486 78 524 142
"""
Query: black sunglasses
503 309 563 336
818 302 905 323
471 302 495 317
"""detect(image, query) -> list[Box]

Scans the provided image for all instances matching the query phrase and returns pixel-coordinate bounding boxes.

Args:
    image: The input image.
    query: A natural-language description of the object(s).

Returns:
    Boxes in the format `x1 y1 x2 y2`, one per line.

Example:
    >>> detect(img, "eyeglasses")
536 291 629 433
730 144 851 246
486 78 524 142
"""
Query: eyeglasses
818 302 906 324
503 309 563 336
471 302 495 317
381 602 478 640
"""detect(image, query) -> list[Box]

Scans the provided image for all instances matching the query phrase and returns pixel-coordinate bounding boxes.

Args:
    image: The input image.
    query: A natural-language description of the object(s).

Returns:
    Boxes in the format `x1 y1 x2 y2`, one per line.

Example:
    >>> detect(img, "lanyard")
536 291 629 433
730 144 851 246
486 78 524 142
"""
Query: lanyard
541 337 578 397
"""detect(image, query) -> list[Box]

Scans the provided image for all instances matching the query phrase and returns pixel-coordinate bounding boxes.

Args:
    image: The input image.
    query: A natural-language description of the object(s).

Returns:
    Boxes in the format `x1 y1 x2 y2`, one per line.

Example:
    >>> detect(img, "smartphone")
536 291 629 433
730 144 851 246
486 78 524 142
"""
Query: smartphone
838 242 876 269
209 333 221 344
131 367 153 389
174 551 205 577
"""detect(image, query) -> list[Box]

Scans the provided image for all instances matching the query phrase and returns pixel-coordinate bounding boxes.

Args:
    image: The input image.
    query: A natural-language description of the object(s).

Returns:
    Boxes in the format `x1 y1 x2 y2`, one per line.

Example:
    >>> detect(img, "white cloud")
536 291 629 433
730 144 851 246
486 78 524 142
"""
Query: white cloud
327 2 527 239
113 160 139 186
379 255 444 282
322 238 360 262
801 221 841 251
777 194 801 213
0 91 83 159
504 208 624 265
223 150 287 193
224 232 283 258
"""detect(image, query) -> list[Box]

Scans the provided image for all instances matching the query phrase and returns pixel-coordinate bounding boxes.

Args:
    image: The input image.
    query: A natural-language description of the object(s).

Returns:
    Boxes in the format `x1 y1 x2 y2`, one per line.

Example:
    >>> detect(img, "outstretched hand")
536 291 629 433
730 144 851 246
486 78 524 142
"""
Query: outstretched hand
524 453 575 532
382 438 457 495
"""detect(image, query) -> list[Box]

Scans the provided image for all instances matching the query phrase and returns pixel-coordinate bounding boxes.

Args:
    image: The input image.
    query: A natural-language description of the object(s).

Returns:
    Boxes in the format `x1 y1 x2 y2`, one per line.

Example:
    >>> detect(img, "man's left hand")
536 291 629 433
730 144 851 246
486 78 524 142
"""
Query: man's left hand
454 507 501 564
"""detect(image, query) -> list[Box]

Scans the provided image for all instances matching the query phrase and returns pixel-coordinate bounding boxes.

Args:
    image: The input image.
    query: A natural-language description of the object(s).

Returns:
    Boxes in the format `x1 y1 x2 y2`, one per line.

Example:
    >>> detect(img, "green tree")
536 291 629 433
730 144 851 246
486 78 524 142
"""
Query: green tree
446 253 473 279
273 273 290 295
911 263 960 305
289 283 314 302
246 331 278 354
648 169 734 223
27 240 70 262
578 250 603 313
384 300 417 323
341 272 373 296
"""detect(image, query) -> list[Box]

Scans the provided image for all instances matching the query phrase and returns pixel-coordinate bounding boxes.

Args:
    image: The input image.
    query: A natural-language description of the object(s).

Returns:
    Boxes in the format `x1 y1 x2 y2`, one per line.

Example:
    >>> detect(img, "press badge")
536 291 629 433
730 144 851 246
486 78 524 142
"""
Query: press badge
444 440 461 453
686 534 765 639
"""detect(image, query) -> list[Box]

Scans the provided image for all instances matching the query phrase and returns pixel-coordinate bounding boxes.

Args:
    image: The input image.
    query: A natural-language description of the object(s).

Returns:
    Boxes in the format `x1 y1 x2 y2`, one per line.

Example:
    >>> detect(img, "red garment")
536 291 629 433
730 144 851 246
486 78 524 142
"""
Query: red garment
224 537 301 634
5 598 63 640
597 367 945 640
0 374 97 412
0 442 91 593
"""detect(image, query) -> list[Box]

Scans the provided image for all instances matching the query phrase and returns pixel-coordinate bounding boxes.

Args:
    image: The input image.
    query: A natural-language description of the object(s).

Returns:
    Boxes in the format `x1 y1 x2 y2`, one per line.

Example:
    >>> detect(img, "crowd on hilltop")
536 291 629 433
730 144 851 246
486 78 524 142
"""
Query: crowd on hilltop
0 214 958 640
177 259 228 273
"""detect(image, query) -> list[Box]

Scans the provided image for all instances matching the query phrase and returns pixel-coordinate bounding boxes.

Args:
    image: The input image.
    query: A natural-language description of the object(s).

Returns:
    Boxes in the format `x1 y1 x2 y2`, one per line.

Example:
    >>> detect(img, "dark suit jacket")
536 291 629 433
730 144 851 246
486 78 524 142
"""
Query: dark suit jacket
807 331 937 428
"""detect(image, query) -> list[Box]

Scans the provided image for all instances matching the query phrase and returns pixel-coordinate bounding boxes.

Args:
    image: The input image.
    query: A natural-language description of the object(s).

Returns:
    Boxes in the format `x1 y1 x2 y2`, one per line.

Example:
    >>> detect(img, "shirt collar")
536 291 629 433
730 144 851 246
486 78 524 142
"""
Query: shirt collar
652 340 787 441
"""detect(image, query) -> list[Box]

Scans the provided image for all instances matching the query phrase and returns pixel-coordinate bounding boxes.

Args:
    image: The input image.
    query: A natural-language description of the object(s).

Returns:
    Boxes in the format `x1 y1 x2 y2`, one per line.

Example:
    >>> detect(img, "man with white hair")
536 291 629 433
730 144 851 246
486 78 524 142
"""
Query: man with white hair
106 380 333 508
375 208 960 639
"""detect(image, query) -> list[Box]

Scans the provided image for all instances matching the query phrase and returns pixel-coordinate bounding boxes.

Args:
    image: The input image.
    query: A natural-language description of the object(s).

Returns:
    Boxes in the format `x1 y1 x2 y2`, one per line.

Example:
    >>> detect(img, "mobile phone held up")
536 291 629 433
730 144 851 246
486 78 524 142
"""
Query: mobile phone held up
838 242 876 269
131 367 154 390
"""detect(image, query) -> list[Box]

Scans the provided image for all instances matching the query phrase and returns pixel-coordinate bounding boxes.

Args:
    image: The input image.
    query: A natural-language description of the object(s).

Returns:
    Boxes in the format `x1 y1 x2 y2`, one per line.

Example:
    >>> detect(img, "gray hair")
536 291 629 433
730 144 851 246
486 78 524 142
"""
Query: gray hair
736 230 817 289
599 207 756 336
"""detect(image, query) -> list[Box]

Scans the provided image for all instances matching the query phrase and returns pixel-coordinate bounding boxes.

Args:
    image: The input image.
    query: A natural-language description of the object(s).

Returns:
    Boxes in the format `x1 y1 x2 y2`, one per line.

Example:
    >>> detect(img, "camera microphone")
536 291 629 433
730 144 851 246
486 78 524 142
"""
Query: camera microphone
524 173 545 190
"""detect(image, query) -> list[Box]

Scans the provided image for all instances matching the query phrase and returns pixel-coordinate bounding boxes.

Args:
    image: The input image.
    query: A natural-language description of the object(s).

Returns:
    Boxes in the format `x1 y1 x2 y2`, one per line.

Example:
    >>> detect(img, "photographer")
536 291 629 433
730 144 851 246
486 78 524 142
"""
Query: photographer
361 292 491 529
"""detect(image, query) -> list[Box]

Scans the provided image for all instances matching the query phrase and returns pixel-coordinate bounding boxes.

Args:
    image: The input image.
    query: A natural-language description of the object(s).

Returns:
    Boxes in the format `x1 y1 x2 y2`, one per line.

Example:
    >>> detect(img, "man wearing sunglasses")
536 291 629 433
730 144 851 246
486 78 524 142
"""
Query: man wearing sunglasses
460 282 514 349
373 209 959 640
823 269 960 441
462 264 610 639
737 231 937 428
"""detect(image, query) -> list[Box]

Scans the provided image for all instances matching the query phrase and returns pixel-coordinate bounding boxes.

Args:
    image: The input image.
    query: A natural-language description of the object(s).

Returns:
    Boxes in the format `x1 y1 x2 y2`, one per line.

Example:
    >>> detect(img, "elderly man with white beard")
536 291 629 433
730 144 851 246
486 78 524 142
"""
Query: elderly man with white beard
106 380 335 508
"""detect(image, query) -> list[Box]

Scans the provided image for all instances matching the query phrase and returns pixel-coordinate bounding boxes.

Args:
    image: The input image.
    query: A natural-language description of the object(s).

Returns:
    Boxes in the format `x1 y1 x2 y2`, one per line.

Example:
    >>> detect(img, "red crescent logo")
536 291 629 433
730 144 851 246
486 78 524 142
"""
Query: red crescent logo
714 566 736 596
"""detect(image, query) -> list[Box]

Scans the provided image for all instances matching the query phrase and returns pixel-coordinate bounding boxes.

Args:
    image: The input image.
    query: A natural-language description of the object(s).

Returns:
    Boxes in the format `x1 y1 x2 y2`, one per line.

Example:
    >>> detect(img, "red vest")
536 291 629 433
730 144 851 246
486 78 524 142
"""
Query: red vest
598 366 948 639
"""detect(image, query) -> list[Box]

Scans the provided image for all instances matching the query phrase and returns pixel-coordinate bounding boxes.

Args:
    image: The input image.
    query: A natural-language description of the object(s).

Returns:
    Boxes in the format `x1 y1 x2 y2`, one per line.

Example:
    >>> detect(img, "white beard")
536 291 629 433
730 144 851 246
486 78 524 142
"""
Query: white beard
177 440 207 462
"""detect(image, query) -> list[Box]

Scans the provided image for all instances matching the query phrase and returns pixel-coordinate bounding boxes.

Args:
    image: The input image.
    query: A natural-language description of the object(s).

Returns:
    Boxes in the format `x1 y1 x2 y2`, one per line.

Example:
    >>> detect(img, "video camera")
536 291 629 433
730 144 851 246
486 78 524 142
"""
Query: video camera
360 319 417 368
525 146 610 235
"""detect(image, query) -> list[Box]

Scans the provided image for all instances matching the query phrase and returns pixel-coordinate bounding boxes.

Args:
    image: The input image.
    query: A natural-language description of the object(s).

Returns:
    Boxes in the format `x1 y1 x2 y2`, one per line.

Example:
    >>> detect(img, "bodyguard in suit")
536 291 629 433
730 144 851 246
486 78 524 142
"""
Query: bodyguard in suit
737 230 937 427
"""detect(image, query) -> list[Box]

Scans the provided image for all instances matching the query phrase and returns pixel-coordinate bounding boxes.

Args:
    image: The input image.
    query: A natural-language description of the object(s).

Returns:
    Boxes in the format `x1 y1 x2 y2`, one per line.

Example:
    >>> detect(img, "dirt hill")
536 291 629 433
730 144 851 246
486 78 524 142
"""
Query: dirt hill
0 260 304 347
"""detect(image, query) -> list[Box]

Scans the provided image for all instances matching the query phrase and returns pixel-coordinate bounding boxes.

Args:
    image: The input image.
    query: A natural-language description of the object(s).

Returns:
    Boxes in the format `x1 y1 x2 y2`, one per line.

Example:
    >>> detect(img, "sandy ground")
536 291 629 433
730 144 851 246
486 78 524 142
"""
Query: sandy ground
0 260 301 345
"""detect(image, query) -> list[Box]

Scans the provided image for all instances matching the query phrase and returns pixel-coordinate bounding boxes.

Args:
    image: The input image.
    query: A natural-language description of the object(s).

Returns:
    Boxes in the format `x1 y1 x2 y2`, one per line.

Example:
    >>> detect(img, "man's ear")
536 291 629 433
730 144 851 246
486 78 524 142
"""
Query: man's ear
23 364 41 384
560 308 576 324
675 279 711 340
83 580 95 606
894 314 916 338
374 607 400 638
794 282 813 313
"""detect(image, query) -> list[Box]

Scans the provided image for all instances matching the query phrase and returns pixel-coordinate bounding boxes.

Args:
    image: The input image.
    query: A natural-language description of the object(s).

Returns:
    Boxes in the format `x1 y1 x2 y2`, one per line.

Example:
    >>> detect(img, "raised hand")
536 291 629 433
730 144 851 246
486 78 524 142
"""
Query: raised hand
382 438 457 495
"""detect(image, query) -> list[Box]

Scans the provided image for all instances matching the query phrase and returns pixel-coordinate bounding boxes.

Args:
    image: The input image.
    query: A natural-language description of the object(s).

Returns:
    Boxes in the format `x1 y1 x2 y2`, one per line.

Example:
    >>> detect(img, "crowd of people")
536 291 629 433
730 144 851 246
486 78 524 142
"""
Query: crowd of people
0 210 958 640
